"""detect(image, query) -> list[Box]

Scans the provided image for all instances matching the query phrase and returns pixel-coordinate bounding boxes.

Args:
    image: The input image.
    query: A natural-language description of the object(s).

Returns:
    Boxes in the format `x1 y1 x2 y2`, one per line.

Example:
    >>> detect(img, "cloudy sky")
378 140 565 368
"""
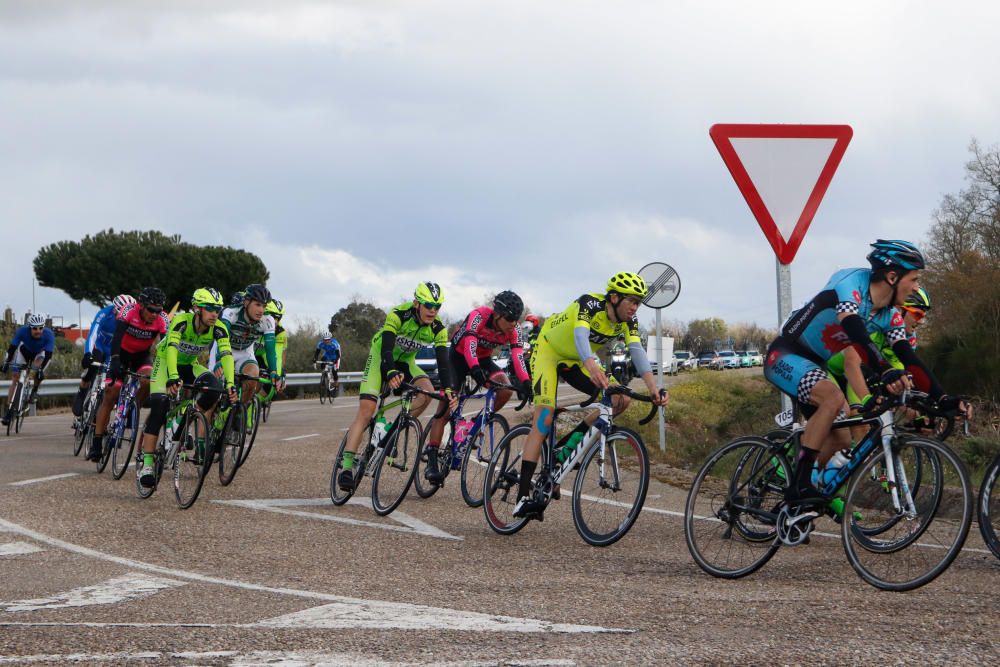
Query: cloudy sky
2 1 999 333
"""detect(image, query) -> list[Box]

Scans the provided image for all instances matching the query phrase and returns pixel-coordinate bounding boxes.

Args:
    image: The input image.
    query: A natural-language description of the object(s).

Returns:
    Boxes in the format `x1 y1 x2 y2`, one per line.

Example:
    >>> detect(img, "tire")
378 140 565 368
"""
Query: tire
111 398 140 480
571 427 650 547
236 397 261 468
483 424 535 536
96 421 115 474
842 436 972 591
684 436 788 579
135 429 162 500
261 399 271 423
173 409 212 509
371 416 423 516
461 414 510 507
9 384 23 436
74 389 100 456
330 426 369 505
319 373 328 404
413 421 453 499
217 402 247 486
979 454 1000 560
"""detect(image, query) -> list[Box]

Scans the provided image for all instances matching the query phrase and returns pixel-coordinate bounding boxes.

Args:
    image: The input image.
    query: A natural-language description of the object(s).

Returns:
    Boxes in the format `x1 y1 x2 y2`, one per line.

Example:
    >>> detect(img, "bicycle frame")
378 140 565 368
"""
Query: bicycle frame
108 374 142 436
445 387 500 467
545 398 619 489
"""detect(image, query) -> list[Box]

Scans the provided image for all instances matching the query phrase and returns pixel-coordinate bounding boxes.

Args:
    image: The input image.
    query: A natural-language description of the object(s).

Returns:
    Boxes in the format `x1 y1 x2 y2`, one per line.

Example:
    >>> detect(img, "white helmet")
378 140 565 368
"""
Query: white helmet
27 313 45 327
113 294 136 313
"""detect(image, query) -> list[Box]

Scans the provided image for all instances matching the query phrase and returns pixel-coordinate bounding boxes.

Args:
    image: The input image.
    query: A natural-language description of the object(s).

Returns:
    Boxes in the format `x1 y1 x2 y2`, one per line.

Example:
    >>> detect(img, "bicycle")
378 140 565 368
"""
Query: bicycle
684 389 973 591
257 375 277 423
213 372 266 482
413 378 526 506
101 371 144 479
3 365 38 436
135 382 225 509
74 360 107 456
483 384 659 546
235 373 266 468
978 452 1000 560
329 382 446 516
317 361 339 405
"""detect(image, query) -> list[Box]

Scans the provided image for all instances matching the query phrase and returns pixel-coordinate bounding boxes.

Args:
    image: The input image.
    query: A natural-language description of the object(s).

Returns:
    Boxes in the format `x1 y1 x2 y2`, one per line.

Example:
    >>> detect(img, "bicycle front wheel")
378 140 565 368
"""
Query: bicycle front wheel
237 397 261 467
571 427 650 547
173 409 212 509
111 398 140 480
8 384 23 436
483 424 534 536
319 373 328 404
413 421 452 499
842 436 972 591
330 426 369 505
461 414 509 507
978 454 1000 560
684 436 788 579
371 416 422 516
217 403 247 486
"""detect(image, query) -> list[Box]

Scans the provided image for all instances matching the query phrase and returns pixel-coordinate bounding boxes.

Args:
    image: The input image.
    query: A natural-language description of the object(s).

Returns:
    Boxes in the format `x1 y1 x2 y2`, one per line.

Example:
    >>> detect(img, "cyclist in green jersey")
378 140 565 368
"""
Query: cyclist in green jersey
137 288 236 487
255 299 287 383
336 282 458 491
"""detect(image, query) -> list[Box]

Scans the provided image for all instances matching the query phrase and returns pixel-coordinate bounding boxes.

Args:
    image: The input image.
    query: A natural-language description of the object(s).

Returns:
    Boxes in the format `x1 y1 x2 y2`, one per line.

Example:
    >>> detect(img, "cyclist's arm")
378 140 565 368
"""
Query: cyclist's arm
378 310 404 377
109 318 129 357
508 328 530 383
837 311 888 370
262 332 278 376
3 344 15 365
891 337 944 398
85 309 107 353
456 311 483 368
214 327 236 389
274 334 286 376
313 343 322 362
840 346 873 406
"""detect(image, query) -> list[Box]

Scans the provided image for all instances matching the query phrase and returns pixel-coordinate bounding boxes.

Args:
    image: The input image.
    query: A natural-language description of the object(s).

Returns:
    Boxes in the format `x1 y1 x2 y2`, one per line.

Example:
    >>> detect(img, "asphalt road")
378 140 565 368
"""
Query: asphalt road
1 378 997 666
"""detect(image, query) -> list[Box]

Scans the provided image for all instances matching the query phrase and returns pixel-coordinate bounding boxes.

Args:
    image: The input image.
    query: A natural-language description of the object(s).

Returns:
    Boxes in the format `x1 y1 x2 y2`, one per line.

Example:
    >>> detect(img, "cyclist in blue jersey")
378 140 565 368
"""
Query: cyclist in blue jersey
763 240 964 508
314 334 342 383
2 314 55 425
72 294 135 417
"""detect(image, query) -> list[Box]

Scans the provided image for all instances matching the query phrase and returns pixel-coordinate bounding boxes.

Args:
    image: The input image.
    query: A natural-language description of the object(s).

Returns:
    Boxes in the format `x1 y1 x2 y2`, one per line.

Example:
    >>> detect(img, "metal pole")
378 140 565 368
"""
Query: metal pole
655 308 665 452
32 278 36 313
776 258 793 414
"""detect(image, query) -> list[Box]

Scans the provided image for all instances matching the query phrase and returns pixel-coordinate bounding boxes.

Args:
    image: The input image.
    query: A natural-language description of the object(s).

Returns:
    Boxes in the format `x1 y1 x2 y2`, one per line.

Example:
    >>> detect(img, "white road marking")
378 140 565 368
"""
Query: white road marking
7 473 79 487
213 498 462 541
3 573 184 612
0 651 235 664
0 651 574 666
0 517 627 634
0 542 43 557
279 433 321 441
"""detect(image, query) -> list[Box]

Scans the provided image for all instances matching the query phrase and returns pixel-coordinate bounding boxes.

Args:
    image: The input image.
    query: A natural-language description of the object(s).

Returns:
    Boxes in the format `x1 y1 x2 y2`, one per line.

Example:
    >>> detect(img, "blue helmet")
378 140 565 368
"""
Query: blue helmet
867 239 925 272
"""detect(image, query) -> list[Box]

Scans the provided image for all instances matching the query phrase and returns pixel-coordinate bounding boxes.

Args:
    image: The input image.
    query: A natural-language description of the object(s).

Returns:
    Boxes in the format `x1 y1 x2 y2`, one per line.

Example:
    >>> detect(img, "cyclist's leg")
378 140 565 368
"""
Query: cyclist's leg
89 369 121 460
404 358 431 417
74 349 105 416
425 352 466 482
511 340 561 514
344 345 383 461
28 351 45 398
482 357 513 410
560 363 630 416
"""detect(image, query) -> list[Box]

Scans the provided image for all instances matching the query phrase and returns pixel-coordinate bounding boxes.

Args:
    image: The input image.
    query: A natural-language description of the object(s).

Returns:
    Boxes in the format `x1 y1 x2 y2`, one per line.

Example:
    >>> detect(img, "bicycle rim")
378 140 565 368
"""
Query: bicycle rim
96 427 115 474
237 397 261 467
461 414 509 508
173 410 212 509
218 403 247 486
977 455 1000 560
371 416 422 515
111 399 140 480
413 421 451 499
482 424 532 535
571 428 649 547
842 436 972 591
684 437 786 579
330 427 365 505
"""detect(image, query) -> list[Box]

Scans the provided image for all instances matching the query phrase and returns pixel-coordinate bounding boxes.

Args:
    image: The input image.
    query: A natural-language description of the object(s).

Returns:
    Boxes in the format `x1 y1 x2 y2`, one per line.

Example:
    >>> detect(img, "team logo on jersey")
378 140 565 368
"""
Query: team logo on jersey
821 324 851 353
767 350 780 366
891 310 904 327
852 290 862 303
396 336 424 353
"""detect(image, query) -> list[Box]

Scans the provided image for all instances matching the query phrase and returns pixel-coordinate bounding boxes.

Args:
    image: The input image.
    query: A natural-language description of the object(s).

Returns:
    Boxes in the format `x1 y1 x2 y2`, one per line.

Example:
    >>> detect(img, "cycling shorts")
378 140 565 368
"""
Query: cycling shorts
529 337 608 409
150 350 211 396
211 345 258 375
449 348 505 392
763 338 840 417
359 337 425 401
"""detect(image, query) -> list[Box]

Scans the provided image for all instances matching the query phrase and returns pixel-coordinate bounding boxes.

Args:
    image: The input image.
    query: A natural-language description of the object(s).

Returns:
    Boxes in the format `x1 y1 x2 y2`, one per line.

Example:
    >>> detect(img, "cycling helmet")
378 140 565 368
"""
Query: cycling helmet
524 314 540 328
265 299 284 318
192 287 224 308
323 334 332 341
112 294 136 312
27 313 45 327
138 287 166 306
414 281 444 304
243 283 271 304
493 290 524 321
607 271 648 298
904 287 931 311
867 239 925 272
229 291 245 306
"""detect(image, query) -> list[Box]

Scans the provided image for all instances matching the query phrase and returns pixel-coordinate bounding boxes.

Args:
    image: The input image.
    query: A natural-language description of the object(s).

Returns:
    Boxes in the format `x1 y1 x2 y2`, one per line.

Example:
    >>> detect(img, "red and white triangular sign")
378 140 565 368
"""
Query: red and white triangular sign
710 124 852 264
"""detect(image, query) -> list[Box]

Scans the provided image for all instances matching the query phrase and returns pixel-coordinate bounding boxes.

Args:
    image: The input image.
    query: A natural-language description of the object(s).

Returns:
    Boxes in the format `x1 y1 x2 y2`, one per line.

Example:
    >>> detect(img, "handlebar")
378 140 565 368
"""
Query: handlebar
580 384 664 425
477 377 529 412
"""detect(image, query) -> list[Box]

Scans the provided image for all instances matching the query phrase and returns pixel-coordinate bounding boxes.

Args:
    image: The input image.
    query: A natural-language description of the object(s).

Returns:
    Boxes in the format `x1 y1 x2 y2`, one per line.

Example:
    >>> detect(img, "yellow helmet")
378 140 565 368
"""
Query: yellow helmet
414 281 444 306
265 299 284 318
606 272 647 298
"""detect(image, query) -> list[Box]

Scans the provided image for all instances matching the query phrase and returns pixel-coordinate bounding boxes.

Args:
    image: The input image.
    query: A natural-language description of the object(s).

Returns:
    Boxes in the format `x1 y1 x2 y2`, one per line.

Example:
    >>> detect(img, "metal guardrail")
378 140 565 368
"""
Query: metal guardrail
0 371 363 397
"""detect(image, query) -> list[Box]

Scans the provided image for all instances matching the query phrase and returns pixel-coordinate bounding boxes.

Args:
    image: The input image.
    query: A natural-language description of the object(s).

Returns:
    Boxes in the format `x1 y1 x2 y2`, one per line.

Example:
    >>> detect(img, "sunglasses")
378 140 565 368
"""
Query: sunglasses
30 326 44 331
902 307 926 322
201 305 223 313
418 300 443 310
145 306 164 314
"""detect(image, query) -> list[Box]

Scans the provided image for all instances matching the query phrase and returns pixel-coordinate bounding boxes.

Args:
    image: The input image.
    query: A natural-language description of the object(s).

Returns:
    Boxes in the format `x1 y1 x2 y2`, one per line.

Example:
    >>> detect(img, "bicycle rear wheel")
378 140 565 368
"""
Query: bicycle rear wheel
8 384 23 436
111 398 140 480
483 424 534 536
461 414 509 508
330 427 369 505
96 424 115 474
218 403 247 486
371 416 422 516
684 437 788 579
979 454 1000 560
842 436 972 591
413 421 453 499
237 397 261 467
173 409 212 509
572 427 650 547
74 390 99 455
319 373 329 404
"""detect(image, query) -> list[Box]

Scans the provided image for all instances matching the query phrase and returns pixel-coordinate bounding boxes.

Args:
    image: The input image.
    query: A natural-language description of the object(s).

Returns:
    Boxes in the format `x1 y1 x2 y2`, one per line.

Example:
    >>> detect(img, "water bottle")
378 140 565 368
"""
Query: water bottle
556 430 585 464
812 448 851 488
372 417 389 446
453 418 474 445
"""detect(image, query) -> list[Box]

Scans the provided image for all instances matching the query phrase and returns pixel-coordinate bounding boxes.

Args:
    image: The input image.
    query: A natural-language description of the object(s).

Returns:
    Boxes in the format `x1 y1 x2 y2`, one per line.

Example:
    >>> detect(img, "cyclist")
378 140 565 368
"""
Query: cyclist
255 299 287 393
512 272 670 519
210 284 282 406
72 294 135 417
2 314 55 425
314 333 341 383
337 282 458 491
138 288 236 487
763 240 963 509
85 288 169 462
423 290 532 483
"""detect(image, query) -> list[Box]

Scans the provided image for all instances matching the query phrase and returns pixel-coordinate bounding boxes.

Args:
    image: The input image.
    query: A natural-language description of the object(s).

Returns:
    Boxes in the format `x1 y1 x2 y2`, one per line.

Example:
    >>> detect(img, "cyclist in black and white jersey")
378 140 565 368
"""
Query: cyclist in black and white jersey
209 284 283 404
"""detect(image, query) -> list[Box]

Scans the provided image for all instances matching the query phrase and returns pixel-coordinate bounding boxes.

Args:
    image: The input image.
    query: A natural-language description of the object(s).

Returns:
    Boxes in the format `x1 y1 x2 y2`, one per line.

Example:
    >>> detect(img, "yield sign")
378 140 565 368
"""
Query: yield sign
710 124 852 264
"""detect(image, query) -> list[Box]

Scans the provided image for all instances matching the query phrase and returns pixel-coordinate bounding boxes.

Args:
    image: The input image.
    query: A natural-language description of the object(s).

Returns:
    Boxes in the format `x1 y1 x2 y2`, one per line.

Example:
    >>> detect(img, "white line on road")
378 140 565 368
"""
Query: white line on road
0 542 43 557
3 573 185 612
0 517 628 634
7 473 79 487
279 433 321 441
0 650 575 666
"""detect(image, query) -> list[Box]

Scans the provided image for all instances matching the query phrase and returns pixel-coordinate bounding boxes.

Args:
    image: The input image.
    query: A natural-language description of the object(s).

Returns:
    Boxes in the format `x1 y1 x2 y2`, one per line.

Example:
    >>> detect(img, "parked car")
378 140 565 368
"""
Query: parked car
609 343 634 383
415 345 443 388
715 350 741 369
697 350 719 369
736 350 753 368
673 350 695 373
747 349 763 366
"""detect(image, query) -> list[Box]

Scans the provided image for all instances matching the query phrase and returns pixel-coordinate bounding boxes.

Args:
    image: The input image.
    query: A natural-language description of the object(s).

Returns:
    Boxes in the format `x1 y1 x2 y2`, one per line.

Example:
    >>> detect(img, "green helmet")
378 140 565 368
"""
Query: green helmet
265 299 284 318
606 271 648 298
414 281 444 305
192 287 223 308
904 287 931 311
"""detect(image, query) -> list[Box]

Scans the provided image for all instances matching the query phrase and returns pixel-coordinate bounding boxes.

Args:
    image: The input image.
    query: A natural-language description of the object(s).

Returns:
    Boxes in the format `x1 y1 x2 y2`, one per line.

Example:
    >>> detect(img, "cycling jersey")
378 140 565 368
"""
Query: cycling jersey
451 306 530 383
359 302 450 399
219 306 277 372
316 339 341 362
151 312 234 393
85 305 117 356
9 326 55 357
114 303 168 354
257 326 288 375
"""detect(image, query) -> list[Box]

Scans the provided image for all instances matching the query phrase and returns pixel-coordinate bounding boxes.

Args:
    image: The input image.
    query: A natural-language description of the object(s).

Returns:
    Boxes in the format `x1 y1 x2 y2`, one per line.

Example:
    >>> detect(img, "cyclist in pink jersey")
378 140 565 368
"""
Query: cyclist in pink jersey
86 288 168 462
424 291 531 483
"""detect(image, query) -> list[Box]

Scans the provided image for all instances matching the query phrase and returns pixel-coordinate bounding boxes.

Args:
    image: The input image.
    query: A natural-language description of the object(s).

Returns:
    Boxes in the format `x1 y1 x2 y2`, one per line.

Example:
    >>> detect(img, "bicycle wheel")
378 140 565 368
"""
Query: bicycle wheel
979 454 1000 560
483 424 536 536
572 427 650 547
217 403 247 486
111 398 140 480
136 428 166 500
413 421 453 499
9 384 23 436
173 409 212 509
330 426 370 505
461 413 510 507
261 399 271 423
237 397 261 467
96 423 115 474
319 373 328 404
371 415 423 516
684 436 788 579
74 390 98 455
842 436 972 591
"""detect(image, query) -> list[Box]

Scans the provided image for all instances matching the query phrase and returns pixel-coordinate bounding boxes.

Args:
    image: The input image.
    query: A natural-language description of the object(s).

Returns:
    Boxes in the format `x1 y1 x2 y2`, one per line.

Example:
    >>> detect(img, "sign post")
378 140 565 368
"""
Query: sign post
637 262 681 452
710 124 852 413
